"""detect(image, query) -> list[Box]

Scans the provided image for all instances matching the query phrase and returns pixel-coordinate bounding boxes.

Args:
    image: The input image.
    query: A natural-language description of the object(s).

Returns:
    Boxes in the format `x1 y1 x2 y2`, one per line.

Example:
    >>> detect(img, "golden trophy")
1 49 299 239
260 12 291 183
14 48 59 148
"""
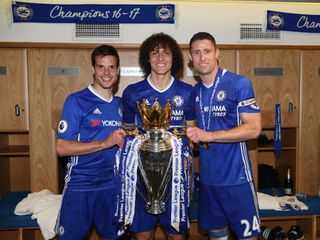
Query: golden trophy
135 98 174 214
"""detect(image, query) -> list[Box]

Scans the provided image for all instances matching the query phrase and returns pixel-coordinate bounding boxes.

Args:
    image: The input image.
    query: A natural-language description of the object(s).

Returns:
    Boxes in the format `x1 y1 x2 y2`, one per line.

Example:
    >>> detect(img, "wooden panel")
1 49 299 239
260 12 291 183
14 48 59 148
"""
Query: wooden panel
48 48 92 129
299 50 320 195
184 49 237 86
9 156 30 191
8 133 29 146
218 49 237 72
0 157 10 195
0 48 29 131
28 49 59 193
0 230 20 240
117 49 142 96
238 50 300 128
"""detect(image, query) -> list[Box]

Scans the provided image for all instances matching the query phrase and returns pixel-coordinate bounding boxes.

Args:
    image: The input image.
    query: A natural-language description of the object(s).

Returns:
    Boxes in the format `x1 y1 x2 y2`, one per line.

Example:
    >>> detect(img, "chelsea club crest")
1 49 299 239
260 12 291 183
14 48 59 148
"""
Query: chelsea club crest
13 3 33 21
173 95 184 107
216 90 226 102
268 12 284 29
155 5 174 22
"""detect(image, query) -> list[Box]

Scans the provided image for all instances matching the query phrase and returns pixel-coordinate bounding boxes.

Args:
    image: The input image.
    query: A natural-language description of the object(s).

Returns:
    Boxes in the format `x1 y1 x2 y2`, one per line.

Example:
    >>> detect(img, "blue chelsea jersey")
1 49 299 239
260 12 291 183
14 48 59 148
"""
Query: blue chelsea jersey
194 68 260 186
56 85 122 191
122 76 195 127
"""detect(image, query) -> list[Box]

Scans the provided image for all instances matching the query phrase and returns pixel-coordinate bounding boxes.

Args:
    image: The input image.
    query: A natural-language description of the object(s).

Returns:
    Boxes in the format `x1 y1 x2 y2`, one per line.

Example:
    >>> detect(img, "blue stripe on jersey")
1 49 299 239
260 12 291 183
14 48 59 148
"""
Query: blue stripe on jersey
64 155 78 186
249 181 261 222
240 141 252 182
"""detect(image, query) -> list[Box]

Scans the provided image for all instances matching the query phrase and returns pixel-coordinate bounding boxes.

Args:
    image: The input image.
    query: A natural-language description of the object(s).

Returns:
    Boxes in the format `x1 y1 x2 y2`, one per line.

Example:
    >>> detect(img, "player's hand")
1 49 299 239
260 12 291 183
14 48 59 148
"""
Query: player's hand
186 127 208 143
105 129 126 148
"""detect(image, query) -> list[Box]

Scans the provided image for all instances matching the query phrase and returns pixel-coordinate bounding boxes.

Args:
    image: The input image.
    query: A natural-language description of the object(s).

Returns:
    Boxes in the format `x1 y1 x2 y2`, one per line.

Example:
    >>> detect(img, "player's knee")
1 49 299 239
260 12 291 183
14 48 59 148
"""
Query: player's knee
208 229 228 240
134 231 153 240
167 233 185 240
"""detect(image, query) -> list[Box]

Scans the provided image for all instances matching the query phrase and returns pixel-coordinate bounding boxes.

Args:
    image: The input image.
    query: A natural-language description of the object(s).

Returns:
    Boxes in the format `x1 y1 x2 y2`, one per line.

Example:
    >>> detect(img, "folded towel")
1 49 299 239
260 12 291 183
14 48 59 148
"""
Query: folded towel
257 192 282 210
257 192 308 211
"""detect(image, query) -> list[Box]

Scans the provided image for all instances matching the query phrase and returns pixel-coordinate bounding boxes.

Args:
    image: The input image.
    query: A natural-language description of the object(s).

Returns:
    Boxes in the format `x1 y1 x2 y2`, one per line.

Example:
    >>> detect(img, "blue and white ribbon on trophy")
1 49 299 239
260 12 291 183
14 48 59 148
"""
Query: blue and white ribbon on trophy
170 136 182 231
114 136 141 235
114 133 190 234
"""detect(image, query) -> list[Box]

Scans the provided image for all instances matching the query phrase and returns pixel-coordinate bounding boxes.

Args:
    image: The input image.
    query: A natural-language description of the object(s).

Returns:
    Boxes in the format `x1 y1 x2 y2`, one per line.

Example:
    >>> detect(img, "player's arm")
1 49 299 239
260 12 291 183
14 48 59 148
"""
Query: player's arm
185 86 197 129
187 112 261 143
122 86 137 127
186 120 196 127
56 129 126 157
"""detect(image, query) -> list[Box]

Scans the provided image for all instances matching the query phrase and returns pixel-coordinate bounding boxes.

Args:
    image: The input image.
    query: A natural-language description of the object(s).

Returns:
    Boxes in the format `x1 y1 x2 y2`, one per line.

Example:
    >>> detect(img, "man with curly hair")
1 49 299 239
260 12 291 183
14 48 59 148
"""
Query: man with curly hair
122 33 195 240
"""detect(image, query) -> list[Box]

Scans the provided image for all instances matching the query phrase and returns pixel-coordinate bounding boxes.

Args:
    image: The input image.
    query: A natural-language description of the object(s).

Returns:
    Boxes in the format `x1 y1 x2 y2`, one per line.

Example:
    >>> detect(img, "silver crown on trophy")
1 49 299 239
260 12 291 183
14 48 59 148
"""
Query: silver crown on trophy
136 98 174 129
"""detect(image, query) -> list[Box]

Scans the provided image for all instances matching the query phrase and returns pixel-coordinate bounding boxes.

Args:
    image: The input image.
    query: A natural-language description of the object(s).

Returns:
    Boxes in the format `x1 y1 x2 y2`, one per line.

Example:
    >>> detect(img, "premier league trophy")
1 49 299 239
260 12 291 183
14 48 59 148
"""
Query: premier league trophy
136 98 174 214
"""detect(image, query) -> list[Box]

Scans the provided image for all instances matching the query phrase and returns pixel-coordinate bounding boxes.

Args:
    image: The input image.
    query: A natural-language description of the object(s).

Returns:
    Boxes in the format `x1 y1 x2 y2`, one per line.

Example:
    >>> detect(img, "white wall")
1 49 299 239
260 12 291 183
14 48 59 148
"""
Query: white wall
1 0 320 45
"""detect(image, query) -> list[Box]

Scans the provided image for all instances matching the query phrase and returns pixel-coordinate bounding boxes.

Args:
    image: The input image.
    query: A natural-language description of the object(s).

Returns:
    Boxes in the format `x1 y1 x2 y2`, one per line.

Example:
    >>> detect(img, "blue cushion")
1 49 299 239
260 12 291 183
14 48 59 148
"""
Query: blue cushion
0 192 38 229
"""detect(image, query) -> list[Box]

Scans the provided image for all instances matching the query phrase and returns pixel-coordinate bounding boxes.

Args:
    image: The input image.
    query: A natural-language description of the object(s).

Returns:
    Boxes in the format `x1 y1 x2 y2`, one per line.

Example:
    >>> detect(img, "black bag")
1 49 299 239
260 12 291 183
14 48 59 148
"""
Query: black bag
258 164 281 189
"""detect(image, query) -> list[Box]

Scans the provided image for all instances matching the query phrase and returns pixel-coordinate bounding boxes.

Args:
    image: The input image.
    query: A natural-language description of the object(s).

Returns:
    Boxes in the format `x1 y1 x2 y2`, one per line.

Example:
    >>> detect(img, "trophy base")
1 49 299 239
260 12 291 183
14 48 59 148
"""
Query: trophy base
145 200 166 215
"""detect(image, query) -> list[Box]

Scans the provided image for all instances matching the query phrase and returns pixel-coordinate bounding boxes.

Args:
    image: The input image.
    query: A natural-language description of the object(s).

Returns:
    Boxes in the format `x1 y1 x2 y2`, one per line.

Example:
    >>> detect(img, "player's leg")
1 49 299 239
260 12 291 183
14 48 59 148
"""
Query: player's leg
219 182 260 240
94 188 121 240
198 183 229 240
57 190 92 240
130 194 157 240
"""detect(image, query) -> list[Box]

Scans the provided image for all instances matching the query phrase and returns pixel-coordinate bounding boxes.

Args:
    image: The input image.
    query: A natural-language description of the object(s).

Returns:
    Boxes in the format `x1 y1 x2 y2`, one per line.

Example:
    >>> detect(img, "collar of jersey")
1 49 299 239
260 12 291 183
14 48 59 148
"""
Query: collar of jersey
202 68 228 89
88 84 113 103
147 75 175 93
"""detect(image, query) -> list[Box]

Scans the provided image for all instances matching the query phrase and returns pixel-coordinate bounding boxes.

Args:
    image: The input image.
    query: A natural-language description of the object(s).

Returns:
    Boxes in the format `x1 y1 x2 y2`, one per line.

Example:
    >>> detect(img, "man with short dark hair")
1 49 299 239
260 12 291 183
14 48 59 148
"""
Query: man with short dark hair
187 32 261 240
56 44 126 240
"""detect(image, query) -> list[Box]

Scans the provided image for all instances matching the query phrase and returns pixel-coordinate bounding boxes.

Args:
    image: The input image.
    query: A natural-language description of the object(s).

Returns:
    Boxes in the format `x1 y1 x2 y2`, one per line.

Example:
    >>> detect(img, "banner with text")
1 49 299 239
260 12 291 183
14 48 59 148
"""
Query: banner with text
12 2 175 24
267 10 320 33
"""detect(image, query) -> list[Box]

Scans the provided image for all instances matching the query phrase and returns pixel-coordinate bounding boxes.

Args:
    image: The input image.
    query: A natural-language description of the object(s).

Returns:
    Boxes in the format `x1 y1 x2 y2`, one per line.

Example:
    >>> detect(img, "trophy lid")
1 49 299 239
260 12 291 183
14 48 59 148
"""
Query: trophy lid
137 98 174 129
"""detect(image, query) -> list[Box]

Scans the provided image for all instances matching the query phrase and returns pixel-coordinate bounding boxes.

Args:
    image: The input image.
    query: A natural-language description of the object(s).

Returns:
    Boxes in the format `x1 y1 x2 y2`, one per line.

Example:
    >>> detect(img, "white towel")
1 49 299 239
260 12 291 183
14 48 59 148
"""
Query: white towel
257 192 282 210
14 189 62 240
257 192 309 211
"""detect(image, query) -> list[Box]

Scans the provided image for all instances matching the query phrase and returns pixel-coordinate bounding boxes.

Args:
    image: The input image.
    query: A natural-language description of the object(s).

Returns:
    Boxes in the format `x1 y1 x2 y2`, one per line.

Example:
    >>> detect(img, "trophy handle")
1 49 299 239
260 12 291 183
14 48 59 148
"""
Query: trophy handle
158 155 173 201
137 152 153 200
136 185 149 203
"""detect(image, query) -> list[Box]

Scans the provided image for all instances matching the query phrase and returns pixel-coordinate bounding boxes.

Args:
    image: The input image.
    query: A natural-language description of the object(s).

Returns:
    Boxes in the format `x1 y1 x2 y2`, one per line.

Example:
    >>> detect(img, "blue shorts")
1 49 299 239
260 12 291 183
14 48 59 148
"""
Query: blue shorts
130 194 189 235
199 182 261 239
57 188 119 240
